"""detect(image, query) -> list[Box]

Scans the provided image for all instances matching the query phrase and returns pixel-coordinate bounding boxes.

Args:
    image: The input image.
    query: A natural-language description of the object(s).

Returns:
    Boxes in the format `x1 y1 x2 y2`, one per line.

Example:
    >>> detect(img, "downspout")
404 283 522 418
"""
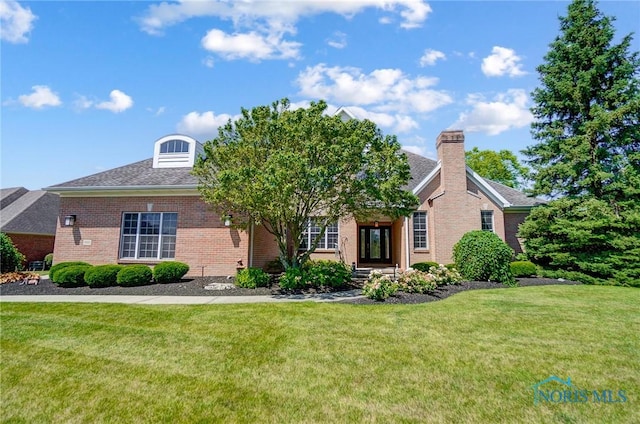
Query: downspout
404 216 410 270
249 221 255 268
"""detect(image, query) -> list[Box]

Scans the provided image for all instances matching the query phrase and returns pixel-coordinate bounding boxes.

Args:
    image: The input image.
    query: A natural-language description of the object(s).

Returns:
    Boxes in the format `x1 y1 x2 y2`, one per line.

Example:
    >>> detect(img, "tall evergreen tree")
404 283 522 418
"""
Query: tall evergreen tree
524 0 640 203
519 0 640 286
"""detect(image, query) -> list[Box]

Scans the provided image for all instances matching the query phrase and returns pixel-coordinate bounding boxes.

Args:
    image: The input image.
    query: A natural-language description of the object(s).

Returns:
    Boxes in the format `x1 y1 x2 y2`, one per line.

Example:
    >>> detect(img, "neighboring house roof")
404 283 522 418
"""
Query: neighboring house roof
0 187 60 235
44 145 541 209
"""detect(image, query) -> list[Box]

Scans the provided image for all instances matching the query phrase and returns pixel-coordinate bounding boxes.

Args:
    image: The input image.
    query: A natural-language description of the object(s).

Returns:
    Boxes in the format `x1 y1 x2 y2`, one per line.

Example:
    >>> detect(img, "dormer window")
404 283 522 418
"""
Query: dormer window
160 139 189 154
152 134 203 168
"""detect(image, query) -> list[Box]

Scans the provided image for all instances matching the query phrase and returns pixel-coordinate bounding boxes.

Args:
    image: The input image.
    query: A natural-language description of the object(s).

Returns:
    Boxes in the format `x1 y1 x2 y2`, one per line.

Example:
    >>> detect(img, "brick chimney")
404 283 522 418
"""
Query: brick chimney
436 130 466 192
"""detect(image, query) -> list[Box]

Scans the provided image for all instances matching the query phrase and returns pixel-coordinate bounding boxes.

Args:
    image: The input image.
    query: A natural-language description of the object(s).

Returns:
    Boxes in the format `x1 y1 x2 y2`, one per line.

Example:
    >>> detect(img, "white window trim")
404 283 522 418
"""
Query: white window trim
412 211 429 250
301 218 339 251
119 212 178 260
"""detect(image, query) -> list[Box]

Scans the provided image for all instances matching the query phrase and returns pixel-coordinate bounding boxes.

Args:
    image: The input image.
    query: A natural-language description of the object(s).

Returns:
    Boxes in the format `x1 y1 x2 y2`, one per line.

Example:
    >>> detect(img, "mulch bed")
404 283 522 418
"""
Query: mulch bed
0 275 581 304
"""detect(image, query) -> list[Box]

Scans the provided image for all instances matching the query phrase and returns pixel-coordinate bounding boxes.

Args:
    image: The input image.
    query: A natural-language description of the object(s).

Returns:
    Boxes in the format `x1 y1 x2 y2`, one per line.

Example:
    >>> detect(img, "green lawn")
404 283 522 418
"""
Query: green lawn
1 285 638 423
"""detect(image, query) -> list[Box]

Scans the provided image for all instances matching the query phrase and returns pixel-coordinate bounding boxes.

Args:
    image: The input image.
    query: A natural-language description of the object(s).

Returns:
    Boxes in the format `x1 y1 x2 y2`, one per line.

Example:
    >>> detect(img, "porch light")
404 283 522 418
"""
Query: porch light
224 215 233 227
374 221 379 228
64 215 76 227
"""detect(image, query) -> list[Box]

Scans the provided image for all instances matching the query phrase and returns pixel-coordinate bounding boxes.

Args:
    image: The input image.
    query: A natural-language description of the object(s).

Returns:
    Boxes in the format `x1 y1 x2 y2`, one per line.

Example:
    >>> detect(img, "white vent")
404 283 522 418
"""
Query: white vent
152 134 201 168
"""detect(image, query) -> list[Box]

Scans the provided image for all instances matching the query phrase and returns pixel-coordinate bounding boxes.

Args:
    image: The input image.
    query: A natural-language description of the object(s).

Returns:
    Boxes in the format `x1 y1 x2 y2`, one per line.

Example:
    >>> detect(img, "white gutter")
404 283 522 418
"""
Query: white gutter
404 216 410 270
465 166 511 208
249 221 255 268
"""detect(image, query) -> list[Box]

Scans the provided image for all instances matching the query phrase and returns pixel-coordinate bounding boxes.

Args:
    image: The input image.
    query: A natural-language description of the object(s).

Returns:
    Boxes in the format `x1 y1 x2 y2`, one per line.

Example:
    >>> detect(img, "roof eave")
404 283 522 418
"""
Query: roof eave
43 185 200 197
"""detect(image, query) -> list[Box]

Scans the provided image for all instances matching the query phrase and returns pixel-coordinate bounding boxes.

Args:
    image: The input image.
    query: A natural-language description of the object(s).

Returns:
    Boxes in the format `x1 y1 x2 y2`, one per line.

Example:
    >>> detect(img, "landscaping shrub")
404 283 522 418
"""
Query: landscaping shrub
362 271 398 301
429 264 463 286
263 258 285 274
236 267 270 289
453 230 516 286
279 267 308 290
510 261 538 278
44 253 54 270
397 269 436 293
54 265 92 288
305 260 351 288
411 262 439 272
84 265 123 288
153 261 190 284
0 233 25 273
49 261 91 282
117 265 152 287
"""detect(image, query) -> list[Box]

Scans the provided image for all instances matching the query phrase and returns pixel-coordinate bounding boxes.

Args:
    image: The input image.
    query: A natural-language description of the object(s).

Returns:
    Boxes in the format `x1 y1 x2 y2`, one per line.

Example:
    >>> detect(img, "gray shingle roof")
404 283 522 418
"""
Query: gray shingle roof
484 179 545 207
45 158 198 189
402 150 438 192
44 149 540 208
1 188 60 235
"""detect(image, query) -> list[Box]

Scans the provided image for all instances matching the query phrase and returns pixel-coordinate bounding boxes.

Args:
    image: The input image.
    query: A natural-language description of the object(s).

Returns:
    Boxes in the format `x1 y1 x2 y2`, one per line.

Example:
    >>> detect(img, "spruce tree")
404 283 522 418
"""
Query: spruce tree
524 0 640 203
520 0 640 286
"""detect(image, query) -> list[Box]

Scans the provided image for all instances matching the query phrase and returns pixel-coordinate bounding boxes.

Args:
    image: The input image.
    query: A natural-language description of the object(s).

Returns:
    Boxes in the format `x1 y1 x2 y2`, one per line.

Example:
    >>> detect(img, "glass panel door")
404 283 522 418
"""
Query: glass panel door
358 226 392 264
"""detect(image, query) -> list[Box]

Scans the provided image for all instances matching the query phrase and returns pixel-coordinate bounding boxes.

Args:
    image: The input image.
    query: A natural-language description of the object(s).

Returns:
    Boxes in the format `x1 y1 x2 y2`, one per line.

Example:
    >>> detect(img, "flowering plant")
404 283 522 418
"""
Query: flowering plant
397 269 437 293
429 264 463 286
362 271 398 301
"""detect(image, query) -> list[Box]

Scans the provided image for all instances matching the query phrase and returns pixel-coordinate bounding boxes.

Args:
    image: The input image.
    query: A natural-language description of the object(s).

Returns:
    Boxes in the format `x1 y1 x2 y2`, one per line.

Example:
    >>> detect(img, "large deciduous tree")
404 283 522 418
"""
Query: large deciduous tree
465 147 530 189
193 99 419 269
519 0 640 286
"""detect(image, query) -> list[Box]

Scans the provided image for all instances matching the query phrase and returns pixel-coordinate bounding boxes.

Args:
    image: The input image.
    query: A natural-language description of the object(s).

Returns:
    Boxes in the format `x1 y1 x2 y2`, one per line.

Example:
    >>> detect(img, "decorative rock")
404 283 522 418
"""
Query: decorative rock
204 282 236 291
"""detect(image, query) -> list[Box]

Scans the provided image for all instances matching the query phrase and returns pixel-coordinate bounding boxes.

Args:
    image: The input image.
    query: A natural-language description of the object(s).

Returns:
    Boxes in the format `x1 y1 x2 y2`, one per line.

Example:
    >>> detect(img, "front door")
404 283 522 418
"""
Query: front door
359 226 392 264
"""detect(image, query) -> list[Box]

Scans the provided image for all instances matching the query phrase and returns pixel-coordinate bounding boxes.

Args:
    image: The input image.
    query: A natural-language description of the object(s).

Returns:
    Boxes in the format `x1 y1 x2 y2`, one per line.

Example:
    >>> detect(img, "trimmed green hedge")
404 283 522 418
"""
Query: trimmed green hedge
453 230 515 286
412 262 439 272
85 265 123 288
510 261 537 278
117 265 152 287
236 267 270 289
153 261 189 284
49 262 91 282
55 265 92 288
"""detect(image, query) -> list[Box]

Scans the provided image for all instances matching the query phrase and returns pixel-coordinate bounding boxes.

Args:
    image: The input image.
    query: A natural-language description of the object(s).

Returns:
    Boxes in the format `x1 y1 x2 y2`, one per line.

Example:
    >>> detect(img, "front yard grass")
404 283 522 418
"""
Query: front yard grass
1 285 638 423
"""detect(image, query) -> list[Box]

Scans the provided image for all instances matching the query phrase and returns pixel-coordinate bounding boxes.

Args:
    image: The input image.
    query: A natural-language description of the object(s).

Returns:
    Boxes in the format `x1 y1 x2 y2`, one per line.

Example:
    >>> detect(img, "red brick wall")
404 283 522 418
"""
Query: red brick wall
54 196 248 276
7 233 54 265
503 212 528 255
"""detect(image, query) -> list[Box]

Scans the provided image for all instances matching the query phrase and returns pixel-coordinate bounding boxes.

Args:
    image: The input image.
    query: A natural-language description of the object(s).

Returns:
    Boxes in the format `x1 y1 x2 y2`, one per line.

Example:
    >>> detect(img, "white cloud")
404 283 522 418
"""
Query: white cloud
139 1 431 35
95 90 133 113
201 28 301 61
481 46 526 77
202 56 215 68
0 0 36 43
327 31 347 49
451 89 533 135
18 85 61 109
296 64 452 115
419 49 445 67
402 145 426 156
73 94 93 111
138 1 430 61
177 111 239 139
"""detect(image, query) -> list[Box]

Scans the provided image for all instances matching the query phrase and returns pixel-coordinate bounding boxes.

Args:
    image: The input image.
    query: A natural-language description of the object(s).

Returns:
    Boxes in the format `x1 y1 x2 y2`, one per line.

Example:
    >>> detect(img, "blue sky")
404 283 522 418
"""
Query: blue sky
2 0 639 190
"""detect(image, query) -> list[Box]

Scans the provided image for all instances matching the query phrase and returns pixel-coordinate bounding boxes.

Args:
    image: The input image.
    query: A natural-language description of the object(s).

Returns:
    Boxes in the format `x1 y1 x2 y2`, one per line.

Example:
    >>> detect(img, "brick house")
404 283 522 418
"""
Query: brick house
44 130 541 277
1 187 60 265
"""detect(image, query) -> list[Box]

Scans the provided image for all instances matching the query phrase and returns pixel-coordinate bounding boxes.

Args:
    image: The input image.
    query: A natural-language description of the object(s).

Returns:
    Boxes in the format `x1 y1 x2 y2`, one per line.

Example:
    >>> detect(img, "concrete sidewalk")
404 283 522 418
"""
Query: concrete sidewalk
0 290 363 305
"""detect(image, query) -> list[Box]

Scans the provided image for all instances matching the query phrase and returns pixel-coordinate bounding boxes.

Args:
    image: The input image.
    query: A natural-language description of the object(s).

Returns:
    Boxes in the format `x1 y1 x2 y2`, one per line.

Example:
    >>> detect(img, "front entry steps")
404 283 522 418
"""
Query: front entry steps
352 266 400 282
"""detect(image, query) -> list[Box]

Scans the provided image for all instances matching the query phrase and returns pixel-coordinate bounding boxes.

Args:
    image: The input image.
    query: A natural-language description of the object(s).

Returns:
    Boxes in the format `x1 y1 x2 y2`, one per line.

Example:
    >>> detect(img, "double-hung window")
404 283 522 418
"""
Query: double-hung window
300 218 338 250
481 210 494 232
120 212 178 259
413 211 428 249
